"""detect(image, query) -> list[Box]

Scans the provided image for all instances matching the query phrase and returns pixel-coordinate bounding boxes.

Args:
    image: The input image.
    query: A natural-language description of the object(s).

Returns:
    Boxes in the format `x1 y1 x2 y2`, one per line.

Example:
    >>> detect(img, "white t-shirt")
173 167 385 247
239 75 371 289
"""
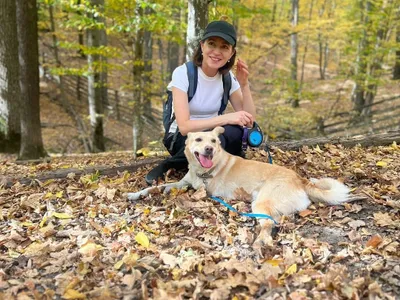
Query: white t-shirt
167 63 241 133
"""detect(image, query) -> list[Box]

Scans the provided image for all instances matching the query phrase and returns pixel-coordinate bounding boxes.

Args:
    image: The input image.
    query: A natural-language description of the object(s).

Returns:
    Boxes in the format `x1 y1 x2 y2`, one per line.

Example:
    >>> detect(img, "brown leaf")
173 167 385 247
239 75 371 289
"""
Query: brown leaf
348 219 366 230
374 212 397 227
366 235 383 248
192 187 207 201
299 209 313 217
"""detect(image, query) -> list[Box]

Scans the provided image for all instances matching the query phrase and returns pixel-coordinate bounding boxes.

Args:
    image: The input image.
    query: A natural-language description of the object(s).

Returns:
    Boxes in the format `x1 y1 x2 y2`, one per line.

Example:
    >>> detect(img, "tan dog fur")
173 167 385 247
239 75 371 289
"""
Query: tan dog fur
128 127 350 245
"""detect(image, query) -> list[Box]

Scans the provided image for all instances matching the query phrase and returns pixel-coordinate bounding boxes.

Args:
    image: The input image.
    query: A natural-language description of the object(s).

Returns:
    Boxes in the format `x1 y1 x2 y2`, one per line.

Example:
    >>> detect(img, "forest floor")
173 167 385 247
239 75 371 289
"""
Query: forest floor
0 142 399 299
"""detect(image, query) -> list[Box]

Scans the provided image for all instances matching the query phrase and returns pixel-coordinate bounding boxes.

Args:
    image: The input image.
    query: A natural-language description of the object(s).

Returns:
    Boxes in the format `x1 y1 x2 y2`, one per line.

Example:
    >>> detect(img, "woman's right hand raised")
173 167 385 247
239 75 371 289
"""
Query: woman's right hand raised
222 111 254 127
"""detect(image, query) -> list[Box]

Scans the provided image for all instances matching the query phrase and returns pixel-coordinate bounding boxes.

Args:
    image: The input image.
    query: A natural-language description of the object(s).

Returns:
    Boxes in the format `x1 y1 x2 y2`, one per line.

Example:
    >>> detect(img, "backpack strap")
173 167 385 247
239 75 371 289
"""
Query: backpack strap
219 71 232 115
185 61 198 102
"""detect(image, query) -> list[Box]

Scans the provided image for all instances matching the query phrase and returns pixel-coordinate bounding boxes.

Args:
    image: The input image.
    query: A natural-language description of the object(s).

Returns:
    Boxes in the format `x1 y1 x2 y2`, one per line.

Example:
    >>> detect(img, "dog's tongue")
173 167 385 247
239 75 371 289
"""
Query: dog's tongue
199 154 213 168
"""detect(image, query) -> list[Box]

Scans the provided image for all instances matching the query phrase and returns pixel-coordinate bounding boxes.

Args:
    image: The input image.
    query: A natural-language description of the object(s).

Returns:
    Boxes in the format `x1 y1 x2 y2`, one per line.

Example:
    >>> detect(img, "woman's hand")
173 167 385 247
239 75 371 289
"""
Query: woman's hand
236 58 250 87
222 111 254 127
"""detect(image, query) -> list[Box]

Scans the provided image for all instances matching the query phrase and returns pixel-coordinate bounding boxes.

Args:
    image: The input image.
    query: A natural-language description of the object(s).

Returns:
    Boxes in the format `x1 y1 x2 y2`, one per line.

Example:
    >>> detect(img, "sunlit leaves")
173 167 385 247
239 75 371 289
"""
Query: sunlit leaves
135 232 150 248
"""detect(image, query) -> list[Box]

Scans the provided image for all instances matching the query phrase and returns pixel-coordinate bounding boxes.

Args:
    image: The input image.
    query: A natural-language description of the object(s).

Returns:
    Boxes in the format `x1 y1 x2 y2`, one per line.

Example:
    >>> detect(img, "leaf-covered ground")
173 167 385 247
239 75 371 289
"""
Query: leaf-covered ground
0 144 399 299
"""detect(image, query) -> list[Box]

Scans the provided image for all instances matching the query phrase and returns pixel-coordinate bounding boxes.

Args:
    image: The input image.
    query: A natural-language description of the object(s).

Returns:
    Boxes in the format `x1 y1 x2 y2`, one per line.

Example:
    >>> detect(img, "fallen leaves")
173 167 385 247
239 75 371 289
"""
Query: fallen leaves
134 232 150 248
374 212 399 228
0 144 399 298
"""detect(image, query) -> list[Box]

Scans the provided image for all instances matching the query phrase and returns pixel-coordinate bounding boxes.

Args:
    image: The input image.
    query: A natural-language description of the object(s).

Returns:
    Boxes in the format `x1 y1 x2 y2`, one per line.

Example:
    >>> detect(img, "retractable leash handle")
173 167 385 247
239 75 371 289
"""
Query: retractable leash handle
247 121 263 148
241 122 273 164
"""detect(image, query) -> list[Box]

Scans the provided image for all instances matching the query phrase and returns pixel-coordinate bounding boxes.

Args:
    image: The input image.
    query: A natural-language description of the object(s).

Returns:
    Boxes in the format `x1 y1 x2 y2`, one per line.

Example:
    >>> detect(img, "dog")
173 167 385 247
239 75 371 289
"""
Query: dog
128 127 350 246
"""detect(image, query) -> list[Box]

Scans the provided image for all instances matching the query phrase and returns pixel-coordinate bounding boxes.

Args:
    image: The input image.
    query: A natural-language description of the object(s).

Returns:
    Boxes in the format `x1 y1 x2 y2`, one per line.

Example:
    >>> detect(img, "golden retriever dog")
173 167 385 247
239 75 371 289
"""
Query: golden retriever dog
128 127 350 246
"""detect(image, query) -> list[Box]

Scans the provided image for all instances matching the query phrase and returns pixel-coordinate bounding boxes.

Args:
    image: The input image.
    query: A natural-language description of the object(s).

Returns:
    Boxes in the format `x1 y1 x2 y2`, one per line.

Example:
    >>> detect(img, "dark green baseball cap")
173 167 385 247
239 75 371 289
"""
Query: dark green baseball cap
201 21 237 46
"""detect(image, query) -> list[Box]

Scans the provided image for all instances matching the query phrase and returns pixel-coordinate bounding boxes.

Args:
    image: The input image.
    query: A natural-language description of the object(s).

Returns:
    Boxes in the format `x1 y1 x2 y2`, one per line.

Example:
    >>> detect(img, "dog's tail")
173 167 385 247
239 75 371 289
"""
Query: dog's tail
304 178 349 205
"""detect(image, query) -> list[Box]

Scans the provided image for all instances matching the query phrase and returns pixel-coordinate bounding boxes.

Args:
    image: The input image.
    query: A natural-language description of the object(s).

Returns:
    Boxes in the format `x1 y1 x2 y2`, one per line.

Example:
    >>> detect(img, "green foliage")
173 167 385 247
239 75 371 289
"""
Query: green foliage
35 0 399 146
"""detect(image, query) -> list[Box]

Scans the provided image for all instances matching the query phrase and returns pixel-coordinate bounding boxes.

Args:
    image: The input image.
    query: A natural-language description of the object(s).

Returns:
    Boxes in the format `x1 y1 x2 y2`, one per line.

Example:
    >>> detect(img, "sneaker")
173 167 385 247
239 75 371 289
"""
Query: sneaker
145 162 170 185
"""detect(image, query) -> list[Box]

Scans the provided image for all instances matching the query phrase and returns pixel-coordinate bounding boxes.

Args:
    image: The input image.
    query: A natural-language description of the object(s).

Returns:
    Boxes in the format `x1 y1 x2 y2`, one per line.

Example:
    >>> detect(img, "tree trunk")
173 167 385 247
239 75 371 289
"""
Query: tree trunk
232 0 240 31
87 0 106 152
299 0 314 99
271 0 277 23
186 0 209 60
393 25 400 80
167 9 181 81
289 0 299 108
77 0 86 59
317 0 329 80
143 32 153 111
0 0 21 153
100 23 108 107
143 5 153 123
352 0 393 118
16 0 47 160
132 3 145 156
352 0 370 115
167 40 179 81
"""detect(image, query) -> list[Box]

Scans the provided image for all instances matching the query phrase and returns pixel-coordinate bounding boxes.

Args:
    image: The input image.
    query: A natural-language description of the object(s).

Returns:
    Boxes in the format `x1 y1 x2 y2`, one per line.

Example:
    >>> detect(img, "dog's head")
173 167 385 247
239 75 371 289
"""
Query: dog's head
184 127 225 169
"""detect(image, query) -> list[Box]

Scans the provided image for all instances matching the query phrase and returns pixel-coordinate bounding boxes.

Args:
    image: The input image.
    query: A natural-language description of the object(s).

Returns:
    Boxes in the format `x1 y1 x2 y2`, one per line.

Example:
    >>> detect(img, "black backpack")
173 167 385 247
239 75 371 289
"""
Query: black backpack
163 61 232 136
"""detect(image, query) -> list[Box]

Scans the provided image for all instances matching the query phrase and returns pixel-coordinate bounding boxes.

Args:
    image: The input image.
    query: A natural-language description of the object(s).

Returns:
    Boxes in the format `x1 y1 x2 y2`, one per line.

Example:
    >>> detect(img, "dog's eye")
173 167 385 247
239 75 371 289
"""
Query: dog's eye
211 138 216 143
195 138 202 142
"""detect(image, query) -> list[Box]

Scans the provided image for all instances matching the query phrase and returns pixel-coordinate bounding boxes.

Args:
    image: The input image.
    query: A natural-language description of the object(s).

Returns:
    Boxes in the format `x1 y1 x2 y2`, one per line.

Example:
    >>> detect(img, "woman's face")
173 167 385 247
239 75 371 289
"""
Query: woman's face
200 37 235 74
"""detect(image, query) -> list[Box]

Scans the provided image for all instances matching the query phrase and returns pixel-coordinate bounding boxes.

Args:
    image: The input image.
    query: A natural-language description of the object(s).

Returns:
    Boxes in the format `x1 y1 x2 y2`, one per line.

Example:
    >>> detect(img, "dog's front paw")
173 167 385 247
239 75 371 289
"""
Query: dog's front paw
127 192 142 201
163 186 172 194
253 234 274 249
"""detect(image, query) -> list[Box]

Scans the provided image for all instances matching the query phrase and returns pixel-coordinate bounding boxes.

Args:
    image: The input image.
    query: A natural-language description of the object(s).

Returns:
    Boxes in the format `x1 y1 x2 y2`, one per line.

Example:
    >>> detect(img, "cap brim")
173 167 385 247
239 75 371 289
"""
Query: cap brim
202 32 235 46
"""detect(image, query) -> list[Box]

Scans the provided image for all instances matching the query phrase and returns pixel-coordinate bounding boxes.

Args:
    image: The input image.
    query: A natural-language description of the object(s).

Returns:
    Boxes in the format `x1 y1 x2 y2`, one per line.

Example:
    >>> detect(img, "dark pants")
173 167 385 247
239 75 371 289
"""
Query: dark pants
163 125 244 169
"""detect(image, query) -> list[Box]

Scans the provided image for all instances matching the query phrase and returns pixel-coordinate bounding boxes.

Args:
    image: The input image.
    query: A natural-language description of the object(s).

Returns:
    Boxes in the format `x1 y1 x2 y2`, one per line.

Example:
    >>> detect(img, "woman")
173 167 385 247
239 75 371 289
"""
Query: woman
146 20 256 184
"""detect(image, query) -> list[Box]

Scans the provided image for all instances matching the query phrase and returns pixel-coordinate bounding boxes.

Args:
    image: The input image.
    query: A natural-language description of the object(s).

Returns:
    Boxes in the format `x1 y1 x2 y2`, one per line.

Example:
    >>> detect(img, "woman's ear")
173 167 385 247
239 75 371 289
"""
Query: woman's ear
200 41 204 52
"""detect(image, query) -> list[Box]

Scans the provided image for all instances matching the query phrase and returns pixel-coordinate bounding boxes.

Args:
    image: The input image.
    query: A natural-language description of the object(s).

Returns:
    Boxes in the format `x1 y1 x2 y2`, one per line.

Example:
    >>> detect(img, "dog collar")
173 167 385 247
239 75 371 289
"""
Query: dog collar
196 166 216 180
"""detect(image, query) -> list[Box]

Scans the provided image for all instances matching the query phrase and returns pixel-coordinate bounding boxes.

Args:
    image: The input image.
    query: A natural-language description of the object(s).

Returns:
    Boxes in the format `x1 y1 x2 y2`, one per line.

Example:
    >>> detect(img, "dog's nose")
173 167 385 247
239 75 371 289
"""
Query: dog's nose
205 146 213 155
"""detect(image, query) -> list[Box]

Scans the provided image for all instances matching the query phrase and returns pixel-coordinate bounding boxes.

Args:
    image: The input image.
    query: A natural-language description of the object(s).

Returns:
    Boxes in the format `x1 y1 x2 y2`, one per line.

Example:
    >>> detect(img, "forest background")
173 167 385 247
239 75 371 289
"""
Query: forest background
0 0 399 159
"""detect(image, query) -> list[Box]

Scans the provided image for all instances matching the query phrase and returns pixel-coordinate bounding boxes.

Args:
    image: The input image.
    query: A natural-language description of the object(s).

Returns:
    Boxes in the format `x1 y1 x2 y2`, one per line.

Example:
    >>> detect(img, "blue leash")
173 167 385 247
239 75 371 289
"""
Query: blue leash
209 196 278 225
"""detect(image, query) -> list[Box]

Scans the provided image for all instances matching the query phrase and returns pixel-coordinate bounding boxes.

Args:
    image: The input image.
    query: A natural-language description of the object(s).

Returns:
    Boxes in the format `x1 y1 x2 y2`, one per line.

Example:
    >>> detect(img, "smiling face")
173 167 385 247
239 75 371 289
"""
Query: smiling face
200 37 235 76
185 127 225 169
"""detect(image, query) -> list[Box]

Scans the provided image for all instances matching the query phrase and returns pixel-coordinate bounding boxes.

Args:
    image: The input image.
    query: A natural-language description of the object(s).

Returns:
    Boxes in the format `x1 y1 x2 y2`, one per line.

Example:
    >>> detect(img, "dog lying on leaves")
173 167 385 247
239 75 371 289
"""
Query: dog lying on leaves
128 127 350 246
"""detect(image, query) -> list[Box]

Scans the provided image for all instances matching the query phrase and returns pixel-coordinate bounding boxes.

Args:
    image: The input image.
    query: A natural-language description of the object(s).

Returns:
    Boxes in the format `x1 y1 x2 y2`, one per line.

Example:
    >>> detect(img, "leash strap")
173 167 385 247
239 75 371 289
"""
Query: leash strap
209 196 278 225
242 127 248 151
266 144 273 164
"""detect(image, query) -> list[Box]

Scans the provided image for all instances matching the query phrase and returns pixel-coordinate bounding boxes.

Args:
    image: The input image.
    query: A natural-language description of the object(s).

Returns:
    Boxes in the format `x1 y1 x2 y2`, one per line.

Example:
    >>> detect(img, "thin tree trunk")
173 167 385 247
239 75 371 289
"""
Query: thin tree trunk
186 0 209 60
77 0 86 59
167 39 179 81
16 0 47 160
317 0 329 80
271 0 277 23
362 1 394 117
0 0 21 153
143 6 153 119
393 24 400 79
158 39 166 89
100 24 108 107
232 0 240 31
352 0 370 115
167 8 180 81
289 0 299 108
87 0 105 152
299 0 314 99
132 3 145 156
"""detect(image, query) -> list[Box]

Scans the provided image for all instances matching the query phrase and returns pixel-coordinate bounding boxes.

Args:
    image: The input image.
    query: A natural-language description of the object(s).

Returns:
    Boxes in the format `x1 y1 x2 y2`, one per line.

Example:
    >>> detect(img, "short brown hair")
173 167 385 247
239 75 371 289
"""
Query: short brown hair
192 42 236 75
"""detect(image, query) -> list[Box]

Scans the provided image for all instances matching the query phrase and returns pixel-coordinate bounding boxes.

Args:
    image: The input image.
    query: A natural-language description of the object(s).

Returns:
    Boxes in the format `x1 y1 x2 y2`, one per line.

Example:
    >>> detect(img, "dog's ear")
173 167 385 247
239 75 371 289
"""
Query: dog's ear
213 126 225 136
185 132 192 145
